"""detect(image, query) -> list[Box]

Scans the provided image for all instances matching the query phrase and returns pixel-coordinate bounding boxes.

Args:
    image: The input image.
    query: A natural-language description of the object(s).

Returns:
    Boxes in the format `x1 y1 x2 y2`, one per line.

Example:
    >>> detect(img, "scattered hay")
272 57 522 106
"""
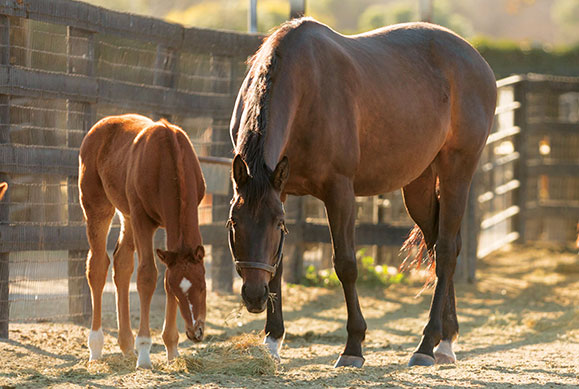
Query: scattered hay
86 353 137 374
168 333 276 376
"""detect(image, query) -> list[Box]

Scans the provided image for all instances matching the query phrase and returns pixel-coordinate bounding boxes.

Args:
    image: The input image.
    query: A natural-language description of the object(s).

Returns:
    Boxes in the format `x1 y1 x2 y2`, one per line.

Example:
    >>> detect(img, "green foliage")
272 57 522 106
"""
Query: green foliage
302 250 406 288
472 37 579 79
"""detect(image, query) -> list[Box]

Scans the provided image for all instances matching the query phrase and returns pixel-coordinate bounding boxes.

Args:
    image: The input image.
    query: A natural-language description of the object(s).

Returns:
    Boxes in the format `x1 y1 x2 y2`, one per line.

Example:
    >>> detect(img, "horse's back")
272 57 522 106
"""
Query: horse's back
279 20 496 195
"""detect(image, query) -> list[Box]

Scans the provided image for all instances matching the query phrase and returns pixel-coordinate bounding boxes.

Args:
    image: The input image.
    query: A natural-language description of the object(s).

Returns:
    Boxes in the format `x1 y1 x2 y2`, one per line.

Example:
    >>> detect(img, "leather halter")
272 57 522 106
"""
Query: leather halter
226 219 287 279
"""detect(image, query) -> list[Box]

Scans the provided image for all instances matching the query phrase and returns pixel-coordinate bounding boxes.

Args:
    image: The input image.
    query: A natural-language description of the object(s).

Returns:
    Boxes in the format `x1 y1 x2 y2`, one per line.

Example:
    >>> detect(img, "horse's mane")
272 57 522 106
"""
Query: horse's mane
236 17 313 205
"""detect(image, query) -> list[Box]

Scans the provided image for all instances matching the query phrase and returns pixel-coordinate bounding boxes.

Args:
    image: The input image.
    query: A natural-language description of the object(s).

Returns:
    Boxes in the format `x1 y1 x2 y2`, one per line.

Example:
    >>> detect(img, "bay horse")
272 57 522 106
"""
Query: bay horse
79 114 207 369
228 18 496 368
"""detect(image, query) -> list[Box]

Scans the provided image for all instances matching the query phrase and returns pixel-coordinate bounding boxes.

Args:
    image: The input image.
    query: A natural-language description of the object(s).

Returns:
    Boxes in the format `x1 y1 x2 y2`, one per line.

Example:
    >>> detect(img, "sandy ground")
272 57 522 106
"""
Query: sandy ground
0 244 578 388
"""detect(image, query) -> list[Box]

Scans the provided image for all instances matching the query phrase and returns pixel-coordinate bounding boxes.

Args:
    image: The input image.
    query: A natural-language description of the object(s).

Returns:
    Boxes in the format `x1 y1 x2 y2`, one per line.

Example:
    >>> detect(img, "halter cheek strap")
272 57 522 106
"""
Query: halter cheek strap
227 220 287 279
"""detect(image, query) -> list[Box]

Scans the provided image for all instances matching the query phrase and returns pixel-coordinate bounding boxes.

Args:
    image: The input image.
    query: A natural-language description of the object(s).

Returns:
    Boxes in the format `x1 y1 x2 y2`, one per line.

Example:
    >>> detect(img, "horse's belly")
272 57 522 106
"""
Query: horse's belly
353 130 446 196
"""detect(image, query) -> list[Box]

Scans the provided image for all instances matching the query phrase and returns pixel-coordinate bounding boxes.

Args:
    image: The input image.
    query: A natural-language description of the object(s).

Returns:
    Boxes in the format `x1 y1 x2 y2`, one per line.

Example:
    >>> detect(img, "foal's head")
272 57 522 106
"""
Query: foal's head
228 154 289 313
157 246 206 342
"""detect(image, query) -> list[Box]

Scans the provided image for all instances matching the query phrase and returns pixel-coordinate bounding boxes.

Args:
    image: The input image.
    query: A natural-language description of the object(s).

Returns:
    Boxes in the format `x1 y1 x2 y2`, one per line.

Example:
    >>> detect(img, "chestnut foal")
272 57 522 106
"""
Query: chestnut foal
79 114 206 368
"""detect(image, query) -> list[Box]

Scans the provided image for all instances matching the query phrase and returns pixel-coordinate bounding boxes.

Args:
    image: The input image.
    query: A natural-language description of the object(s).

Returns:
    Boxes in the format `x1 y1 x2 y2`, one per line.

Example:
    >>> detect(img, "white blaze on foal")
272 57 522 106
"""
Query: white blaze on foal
179 277 192 294
88 328 104 361
136 336 153 369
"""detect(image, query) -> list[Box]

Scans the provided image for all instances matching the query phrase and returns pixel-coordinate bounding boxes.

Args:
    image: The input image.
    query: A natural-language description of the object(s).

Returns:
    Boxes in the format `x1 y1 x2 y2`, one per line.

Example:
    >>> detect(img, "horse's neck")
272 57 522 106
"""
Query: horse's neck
165 197 202 252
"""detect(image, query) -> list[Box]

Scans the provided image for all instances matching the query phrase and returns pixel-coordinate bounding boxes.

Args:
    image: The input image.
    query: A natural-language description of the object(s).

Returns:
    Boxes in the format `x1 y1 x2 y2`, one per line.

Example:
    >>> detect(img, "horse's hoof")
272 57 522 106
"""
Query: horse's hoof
264 335 283 362
334 354 365 368
408 353 435 367
434 340 456 364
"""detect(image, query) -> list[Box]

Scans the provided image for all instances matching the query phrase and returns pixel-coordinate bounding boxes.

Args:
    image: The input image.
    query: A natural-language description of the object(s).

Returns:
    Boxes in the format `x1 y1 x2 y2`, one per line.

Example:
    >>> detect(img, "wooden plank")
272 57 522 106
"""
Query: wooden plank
477 231 519 258
526 202 579 218
528 122 579 134
0 0 261 56
182 27 262 58
486 126 520 145
0 144 77 173
0 66 98 102
0 144 78 176
481 152 520 172
526 160 579 176
295 223 409 246
480 205 520 230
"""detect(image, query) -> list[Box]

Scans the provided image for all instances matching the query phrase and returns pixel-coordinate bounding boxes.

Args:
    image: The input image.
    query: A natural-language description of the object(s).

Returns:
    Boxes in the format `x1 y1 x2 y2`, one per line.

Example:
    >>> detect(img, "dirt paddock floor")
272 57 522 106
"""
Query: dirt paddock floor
1 244 578 388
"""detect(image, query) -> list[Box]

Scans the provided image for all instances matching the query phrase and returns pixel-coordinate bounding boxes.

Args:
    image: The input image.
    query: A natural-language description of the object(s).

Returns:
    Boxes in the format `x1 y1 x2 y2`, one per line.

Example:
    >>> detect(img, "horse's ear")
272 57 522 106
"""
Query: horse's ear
271 156 289 191
157 249 176 267
0 182 6 201
192 245 205 263
232 154 249 187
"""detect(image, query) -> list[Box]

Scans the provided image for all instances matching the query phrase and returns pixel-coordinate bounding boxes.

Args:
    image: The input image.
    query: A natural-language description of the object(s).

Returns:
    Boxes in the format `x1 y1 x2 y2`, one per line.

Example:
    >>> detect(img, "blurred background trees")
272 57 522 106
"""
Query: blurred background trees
84 0 579 77
85 0 578 46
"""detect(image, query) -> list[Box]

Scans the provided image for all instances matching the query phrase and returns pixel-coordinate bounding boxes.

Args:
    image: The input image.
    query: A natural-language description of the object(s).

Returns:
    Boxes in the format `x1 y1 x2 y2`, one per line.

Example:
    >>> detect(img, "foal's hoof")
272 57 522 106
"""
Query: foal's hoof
434 340 457 364
408 353 435 367
334 354 365 368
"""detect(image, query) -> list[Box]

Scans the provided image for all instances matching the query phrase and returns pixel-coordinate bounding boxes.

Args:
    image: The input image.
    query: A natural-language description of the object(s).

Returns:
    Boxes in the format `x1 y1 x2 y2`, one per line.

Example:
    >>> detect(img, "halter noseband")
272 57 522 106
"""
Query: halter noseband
226 219 288 278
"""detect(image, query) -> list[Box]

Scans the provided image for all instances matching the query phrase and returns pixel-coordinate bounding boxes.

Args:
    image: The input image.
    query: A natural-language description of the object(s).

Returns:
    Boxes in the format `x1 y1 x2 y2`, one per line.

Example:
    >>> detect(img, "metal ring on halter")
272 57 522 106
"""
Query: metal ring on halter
226 219 287 278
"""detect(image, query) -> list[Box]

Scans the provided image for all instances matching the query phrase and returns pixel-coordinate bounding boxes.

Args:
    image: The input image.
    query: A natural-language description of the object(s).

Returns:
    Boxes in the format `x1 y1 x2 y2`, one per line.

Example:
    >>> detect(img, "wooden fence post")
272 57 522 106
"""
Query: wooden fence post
67 26 95 325
284 197 305 284
514 79 529 243
0 15 10 339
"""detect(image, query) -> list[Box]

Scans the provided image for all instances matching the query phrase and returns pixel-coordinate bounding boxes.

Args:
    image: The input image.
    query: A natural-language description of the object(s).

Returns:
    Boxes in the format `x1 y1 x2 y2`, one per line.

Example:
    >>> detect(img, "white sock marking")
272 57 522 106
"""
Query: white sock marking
179 278 192 295
88 328 104 361
264 332 285 361
135 336 153 369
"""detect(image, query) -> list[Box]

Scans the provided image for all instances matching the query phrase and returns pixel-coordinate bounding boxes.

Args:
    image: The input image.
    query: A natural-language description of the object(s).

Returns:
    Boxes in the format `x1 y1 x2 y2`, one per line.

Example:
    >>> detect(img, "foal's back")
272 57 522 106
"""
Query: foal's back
79 114 204 228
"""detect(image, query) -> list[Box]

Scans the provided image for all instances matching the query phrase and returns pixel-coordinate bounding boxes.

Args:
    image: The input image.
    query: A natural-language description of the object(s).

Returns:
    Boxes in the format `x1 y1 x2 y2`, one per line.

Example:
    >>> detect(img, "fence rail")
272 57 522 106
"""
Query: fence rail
1 0 578 338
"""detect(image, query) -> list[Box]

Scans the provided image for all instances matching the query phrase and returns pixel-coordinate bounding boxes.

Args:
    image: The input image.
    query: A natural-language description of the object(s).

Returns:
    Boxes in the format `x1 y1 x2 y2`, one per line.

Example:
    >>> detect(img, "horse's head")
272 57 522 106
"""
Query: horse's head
157 246 206 342
228 154 289 313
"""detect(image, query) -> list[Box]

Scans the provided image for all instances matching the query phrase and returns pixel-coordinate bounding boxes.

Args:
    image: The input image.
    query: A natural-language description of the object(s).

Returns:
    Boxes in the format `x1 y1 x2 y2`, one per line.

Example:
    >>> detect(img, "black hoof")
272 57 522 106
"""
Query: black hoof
408 353 435 367
334 354 365 368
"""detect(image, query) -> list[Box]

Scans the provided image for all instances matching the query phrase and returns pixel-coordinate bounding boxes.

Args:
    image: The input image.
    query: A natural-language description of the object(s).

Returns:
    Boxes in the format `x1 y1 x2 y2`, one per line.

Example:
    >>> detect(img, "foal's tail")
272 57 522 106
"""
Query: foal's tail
399 225 437 291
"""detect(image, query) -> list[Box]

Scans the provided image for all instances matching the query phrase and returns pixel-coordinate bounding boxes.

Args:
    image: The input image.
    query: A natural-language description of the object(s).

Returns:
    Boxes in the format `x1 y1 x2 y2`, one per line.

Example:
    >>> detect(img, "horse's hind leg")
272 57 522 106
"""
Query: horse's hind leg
323 177 366 368
409 150 478 367
80 183 115 361
113 214 136 356
130 206 158 369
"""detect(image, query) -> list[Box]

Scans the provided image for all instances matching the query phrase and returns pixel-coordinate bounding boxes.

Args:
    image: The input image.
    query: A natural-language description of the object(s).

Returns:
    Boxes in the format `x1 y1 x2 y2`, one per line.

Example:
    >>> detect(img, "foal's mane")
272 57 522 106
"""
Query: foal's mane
236 17 312 205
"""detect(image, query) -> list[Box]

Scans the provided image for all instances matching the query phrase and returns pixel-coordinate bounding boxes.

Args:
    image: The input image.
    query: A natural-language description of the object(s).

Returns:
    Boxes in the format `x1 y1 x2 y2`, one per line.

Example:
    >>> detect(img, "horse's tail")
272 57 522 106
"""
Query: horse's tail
399 225 437 288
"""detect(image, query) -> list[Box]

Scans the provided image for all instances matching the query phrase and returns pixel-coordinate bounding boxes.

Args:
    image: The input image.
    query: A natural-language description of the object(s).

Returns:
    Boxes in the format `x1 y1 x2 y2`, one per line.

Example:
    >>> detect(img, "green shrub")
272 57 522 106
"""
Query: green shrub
302 250 406 288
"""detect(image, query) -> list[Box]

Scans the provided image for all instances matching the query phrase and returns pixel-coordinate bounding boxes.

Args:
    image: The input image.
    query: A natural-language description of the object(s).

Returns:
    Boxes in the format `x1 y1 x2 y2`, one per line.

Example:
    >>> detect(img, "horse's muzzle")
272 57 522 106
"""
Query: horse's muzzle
241 282 269 313
186 322 204 342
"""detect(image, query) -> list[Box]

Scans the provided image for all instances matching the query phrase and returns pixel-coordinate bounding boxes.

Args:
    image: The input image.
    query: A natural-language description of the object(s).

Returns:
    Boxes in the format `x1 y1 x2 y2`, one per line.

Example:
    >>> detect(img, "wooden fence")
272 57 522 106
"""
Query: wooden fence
0 0 577 339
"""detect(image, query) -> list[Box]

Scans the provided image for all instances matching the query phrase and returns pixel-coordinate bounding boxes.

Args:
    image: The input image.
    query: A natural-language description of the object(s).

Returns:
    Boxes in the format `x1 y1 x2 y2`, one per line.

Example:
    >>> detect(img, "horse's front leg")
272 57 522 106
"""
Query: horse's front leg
131 211 158 369
264 260 284 361
323 178 366 368
162 284 180 362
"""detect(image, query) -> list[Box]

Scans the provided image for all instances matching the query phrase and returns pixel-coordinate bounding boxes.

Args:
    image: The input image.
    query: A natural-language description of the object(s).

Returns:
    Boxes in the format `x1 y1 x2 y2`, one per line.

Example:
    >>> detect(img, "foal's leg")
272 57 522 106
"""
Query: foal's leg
162 283 180 362
82 200 114 361
409 152 475 367
324 177 366 368
130 208 158 369
264 260 285 361
113 215 136 356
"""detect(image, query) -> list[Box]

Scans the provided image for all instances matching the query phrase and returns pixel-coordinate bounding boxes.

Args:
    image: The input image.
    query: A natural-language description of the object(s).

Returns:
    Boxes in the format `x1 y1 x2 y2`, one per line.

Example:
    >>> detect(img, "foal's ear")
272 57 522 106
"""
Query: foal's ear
271 156 289 191
157 249 176 267
191 245 205 263
232 154 249 187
